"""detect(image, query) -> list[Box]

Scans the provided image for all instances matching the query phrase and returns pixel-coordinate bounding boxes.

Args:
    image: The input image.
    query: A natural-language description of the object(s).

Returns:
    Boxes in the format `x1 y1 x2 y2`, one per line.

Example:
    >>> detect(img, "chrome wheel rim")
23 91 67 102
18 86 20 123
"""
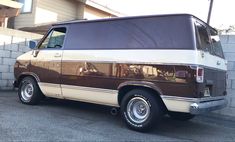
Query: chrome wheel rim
21 81 34 101
127 97 150 124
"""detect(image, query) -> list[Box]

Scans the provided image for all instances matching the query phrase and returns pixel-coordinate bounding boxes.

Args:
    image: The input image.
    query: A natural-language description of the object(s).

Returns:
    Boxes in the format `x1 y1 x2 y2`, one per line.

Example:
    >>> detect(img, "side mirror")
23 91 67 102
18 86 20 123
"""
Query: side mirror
29 40 38 49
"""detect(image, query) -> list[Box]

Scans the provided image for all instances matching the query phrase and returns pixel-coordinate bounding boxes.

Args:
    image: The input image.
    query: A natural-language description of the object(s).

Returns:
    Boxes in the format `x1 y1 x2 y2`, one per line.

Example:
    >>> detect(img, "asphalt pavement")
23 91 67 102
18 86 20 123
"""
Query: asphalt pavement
0 91 235 141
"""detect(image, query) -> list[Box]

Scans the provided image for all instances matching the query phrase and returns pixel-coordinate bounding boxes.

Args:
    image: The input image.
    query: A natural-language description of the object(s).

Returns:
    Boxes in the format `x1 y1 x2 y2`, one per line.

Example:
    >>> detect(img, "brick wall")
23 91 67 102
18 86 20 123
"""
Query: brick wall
0 28 42 90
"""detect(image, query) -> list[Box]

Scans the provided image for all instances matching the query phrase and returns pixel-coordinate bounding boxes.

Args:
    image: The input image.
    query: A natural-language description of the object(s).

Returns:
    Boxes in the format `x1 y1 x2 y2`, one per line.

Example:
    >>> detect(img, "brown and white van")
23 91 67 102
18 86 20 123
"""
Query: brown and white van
14 14 228 131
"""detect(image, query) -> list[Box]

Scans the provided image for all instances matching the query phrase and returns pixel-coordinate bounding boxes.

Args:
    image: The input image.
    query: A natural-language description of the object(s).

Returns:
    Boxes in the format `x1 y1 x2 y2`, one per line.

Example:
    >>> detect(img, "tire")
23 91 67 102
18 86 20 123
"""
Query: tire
168 112 195 121
120 89 163 132
18 76 43 105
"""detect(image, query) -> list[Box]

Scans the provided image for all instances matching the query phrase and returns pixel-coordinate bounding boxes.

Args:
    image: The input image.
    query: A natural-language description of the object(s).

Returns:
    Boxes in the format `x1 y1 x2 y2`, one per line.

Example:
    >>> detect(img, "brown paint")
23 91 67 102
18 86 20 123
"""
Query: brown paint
14 59 226 99
61 62 198 98
30 60 61 84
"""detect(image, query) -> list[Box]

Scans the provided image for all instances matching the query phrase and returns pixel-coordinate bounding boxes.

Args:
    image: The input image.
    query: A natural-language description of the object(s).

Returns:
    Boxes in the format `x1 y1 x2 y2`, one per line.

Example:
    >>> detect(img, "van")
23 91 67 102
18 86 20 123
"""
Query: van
14 14 228 131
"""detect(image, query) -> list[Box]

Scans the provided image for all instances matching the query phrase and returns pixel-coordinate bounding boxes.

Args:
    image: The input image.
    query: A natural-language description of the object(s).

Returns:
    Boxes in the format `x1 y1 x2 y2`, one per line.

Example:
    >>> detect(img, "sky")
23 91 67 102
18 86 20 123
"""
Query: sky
94 0 235 29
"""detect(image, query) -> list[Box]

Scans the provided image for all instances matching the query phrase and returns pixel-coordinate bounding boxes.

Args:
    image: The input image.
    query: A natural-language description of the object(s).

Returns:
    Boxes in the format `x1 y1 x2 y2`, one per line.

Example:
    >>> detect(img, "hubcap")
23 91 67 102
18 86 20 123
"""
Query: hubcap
21 81 34 101
127 97 150 124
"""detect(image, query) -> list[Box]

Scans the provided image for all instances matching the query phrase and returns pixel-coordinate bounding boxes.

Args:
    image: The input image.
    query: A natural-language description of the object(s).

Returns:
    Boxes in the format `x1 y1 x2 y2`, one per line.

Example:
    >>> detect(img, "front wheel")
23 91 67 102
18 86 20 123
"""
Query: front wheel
120 89 163 132
18 77 43 105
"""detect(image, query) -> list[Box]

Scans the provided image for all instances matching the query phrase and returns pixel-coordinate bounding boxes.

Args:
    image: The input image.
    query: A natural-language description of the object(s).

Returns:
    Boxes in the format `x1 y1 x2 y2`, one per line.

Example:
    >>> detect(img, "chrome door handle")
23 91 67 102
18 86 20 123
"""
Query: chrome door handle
54 53 61 57
217 61 221 65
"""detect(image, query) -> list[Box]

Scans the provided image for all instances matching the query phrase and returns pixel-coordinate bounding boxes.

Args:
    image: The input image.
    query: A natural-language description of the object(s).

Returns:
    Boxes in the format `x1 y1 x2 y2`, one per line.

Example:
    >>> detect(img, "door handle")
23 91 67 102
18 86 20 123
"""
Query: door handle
54 53 61 57
217 61 221 65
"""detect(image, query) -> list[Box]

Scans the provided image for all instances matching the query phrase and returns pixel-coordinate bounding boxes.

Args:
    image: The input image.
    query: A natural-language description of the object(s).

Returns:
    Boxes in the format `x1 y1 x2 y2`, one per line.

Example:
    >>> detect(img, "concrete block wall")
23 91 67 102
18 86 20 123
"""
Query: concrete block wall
217 35 235 116
0 27 42 90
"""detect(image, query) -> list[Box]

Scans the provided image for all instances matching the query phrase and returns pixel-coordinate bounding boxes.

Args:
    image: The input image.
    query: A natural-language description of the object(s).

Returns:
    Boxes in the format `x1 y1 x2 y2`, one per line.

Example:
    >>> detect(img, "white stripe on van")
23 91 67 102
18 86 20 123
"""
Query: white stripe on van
62 49 227 71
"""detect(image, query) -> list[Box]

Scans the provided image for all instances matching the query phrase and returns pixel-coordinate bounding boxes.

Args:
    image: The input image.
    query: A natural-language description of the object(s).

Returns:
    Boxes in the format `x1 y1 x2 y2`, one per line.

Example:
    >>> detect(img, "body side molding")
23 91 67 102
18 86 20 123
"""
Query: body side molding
118 81 163 95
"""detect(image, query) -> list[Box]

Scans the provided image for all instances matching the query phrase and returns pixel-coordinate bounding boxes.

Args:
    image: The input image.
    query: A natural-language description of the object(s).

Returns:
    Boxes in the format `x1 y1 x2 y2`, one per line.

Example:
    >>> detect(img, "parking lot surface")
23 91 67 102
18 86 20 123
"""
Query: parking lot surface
0 91 235 141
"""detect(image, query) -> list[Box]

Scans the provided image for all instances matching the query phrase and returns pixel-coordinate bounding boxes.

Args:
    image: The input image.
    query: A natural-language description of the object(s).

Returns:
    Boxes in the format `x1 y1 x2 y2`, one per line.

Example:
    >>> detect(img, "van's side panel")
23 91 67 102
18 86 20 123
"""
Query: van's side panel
61 49 198 106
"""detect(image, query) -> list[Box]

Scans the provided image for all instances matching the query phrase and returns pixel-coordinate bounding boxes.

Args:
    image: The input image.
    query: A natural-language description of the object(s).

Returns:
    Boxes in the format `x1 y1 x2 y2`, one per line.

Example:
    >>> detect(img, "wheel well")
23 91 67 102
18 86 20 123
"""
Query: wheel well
118 85 167 113
16 75 37 87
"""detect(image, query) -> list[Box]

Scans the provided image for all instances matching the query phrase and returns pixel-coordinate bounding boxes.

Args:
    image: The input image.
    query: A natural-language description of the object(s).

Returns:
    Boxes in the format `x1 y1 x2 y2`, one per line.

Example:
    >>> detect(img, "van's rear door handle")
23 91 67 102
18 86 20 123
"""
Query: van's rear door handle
54 53 61 57
217 61 221 65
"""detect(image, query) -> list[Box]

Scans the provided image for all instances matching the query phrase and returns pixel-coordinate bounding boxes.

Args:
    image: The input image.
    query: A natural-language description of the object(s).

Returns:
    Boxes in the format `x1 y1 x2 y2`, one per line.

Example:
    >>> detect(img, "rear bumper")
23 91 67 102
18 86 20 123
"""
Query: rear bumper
161 95 228 114
189 98 228 114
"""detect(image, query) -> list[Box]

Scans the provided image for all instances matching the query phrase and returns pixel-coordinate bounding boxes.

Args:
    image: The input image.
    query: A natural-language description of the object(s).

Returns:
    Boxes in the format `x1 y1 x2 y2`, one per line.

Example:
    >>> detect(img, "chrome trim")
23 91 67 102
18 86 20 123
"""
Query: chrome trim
161 95 226 102
161 95 198 102
161 95 228 114
21 82 34 102
127 97 150 124
190 99 228 114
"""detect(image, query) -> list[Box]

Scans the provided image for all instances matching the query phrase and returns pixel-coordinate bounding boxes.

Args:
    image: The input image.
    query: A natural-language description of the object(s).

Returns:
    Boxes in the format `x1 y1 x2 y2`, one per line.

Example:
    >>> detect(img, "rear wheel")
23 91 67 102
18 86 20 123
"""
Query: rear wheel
120 89 163 132
18 77 43 105
168 112 195 121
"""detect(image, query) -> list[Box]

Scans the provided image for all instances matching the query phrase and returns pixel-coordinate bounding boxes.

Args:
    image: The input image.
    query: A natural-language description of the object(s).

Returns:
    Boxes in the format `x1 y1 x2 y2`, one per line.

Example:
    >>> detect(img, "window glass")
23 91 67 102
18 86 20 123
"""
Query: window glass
210 31 224 58
66 16 194 50
18 0 33 13
39 28 66 49
195 22 224 58
195 22 212 53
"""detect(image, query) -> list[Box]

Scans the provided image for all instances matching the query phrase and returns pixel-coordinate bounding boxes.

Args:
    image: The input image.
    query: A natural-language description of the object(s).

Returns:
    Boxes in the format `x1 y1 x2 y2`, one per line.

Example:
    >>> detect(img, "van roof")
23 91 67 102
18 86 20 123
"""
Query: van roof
53 14 212 28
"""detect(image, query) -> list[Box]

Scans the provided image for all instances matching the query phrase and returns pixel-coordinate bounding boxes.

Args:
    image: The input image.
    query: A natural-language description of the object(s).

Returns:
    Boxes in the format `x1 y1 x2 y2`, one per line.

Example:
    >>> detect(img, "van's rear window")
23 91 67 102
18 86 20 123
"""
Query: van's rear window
195 22 224 58
65 16 195 50
211 35 224 58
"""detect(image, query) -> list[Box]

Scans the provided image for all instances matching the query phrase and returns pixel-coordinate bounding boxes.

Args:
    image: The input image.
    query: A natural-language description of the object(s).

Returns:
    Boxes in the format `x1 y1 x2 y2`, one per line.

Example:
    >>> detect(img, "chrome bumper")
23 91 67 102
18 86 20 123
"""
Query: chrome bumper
190 98 228 114
161 95 228 114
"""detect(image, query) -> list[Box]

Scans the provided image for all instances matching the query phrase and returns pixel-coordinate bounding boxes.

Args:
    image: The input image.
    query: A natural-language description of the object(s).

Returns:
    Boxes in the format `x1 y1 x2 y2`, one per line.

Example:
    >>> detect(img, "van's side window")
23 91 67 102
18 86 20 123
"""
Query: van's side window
39 27 66 49
209 29 224 58
66 17 194 50
195 22 212 53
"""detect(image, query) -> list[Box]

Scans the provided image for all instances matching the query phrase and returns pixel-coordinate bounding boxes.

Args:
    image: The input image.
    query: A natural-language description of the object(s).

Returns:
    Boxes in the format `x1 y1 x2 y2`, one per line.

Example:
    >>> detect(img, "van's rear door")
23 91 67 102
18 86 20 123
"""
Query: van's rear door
195 21 227 98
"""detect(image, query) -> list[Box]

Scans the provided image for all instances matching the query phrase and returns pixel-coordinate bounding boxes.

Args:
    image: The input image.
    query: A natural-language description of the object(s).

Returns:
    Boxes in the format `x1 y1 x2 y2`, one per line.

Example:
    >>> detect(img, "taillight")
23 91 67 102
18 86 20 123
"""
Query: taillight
196 67 204 83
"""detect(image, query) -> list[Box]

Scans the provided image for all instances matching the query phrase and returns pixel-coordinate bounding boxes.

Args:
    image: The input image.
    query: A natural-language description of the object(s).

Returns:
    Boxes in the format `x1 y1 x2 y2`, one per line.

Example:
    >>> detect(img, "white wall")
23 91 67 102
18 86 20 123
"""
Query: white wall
35 0 78 25
14 0 82 29
84 6 112 20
